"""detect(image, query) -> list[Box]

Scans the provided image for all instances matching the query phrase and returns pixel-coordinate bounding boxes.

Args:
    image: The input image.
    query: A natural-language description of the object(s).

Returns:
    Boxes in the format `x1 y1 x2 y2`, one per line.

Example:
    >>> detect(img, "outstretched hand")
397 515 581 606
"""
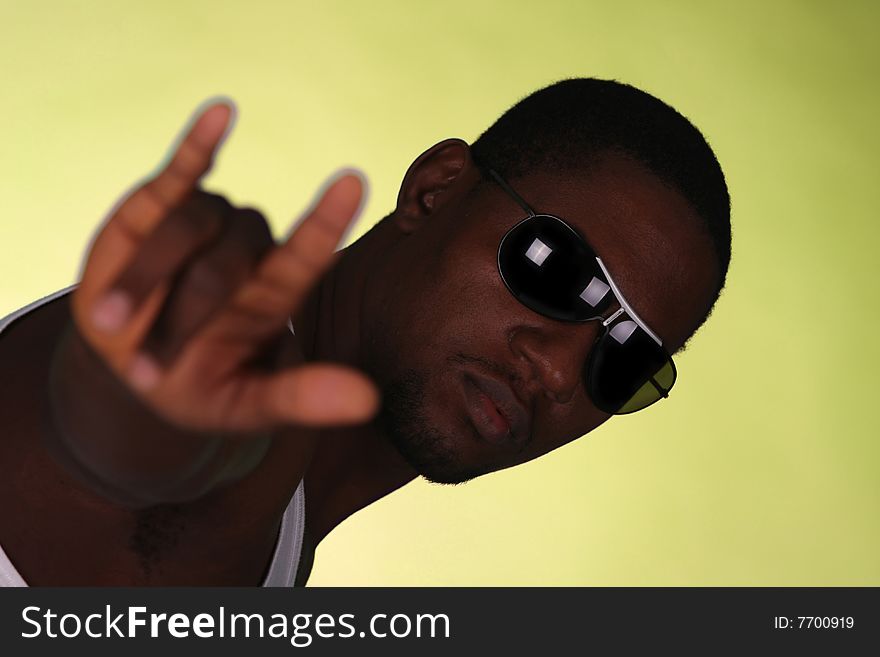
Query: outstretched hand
71 101 380 434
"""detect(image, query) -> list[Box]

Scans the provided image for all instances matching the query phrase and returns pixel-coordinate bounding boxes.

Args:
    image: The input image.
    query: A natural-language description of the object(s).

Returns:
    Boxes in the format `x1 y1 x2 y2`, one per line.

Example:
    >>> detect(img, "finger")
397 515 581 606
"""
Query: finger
117 101 236 237
91 192 231 334
240 364 381 429
74 101 236 342
198 170 366 351
261 170 365 314
141 206 274 366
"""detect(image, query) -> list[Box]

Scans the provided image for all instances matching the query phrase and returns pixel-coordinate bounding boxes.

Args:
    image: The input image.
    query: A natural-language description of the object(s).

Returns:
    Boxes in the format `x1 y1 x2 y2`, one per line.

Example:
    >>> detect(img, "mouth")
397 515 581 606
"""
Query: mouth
461 371 530 449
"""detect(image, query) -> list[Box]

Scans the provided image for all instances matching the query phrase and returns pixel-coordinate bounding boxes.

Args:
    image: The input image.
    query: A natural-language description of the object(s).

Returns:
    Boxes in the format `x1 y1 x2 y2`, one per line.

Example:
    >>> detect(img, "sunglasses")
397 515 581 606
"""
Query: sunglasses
484 166 677 414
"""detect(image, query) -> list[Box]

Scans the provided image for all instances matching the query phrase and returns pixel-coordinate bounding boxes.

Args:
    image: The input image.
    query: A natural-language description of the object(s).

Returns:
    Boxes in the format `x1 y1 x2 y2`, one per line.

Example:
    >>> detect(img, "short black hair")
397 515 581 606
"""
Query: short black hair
470 77 731 340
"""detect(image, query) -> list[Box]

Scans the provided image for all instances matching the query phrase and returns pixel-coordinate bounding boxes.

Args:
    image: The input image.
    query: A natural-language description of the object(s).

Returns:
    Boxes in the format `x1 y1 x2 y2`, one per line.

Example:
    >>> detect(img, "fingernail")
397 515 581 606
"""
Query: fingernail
92 292 131 333
128 353 161 391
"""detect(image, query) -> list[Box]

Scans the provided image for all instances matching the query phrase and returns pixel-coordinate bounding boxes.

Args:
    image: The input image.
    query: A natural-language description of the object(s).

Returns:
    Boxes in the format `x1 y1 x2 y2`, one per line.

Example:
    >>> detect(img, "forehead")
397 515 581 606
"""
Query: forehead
488 153 718 349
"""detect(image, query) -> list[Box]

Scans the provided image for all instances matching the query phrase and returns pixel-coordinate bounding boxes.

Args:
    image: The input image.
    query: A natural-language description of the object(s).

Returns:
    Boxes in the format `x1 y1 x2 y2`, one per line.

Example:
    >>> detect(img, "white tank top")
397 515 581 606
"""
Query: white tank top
0 286 305 587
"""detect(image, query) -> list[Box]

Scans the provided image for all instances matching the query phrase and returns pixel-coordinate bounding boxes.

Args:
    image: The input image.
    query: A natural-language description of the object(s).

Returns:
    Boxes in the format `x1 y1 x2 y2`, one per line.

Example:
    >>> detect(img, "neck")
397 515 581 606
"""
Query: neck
290 219 418 544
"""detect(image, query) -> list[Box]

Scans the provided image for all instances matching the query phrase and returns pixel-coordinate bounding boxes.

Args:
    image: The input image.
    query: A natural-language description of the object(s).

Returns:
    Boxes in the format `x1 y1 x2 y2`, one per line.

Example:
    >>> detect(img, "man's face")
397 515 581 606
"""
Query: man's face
364 151 719 484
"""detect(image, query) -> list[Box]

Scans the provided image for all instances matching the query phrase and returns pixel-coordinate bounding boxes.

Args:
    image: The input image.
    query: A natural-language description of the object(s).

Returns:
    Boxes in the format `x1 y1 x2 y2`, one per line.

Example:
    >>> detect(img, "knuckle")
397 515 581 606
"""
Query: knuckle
165 200 224 240
307 213 344 243
142 177 178 207
231 207 274 253
183 260 235 300
114 265 152 298
279 250 326 290
195 189 233 212
168 137 208 179
116 188 165 236
236 206 268 227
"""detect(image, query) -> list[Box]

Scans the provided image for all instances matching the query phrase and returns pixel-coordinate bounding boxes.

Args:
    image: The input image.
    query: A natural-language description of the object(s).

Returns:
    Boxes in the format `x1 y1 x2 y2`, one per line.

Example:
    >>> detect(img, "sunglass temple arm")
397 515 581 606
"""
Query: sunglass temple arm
487 168 537 217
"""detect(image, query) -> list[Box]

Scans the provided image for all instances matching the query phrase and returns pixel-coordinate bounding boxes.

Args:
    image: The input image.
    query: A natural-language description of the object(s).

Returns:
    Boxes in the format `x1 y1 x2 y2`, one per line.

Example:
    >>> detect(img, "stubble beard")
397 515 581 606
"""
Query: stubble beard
376 368 492 486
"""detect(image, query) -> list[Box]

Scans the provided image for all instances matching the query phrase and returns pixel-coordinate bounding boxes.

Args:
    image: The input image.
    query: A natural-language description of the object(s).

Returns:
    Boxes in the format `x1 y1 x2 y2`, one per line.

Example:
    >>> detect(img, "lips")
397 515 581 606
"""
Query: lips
462 372 529 448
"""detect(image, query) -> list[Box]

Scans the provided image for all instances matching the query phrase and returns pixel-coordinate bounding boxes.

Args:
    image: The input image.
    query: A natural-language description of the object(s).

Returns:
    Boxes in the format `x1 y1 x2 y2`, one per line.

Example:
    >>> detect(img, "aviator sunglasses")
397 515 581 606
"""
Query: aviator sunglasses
483 165 677 414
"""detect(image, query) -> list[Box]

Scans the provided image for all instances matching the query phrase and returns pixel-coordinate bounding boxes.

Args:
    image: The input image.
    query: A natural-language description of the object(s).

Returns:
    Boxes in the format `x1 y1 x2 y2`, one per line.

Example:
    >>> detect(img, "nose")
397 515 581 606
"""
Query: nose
508 321 599 404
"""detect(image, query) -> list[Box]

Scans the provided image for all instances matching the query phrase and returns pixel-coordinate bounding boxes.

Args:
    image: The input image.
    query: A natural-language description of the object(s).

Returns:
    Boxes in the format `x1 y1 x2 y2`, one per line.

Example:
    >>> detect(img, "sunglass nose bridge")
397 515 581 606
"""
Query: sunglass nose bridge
601 307 626 327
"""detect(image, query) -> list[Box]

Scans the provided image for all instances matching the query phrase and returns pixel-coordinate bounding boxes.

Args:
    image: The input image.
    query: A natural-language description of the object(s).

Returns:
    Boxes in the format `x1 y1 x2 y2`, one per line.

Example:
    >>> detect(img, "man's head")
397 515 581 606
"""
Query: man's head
359 78 731 484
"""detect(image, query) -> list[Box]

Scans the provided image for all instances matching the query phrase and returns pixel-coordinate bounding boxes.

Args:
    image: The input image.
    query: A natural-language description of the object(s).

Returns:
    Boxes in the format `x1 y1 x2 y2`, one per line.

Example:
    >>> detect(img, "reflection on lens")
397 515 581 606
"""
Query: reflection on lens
587 326 676 414
653 360 676 389
617 361 676 413
617 379 662 414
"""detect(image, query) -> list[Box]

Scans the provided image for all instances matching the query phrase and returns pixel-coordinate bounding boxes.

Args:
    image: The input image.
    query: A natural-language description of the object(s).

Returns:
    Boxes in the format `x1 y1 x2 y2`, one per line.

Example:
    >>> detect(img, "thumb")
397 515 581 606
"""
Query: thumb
262 364 381 427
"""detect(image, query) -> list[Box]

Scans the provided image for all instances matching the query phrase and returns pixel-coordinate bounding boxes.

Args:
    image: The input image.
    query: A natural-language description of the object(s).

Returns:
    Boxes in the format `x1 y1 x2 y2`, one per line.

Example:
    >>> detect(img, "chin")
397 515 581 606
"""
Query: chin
401 443 496 486
377 367 496 485
410 446 496 486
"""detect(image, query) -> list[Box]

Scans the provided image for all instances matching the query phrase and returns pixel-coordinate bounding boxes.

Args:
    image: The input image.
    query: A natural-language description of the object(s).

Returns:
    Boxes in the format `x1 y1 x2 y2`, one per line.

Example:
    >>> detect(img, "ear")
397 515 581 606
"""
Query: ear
393 138 481 234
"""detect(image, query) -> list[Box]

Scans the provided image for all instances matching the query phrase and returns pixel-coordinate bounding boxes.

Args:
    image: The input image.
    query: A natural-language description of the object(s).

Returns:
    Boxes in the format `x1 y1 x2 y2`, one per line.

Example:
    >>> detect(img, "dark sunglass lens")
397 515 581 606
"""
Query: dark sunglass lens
498 216 612 321
587 321 676 414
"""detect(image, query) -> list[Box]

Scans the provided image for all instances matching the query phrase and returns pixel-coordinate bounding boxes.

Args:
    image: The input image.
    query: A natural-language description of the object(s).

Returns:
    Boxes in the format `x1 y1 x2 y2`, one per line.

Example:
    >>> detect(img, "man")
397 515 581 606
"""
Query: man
0 78 730 586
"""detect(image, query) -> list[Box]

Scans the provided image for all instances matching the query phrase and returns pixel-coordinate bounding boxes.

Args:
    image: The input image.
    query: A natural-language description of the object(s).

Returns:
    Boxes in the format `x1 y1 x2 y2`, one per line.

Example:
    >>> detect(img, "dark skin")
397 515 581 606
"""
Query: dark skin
0 104 718 584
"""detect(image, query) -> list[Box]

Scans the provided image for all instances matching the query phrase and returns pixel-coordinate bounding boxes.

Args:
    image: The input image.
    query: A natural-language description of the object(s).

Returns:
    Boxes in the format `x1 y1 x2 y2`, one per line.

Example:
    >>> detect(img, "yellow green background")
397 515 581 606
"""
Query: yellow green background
1 1 877 585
